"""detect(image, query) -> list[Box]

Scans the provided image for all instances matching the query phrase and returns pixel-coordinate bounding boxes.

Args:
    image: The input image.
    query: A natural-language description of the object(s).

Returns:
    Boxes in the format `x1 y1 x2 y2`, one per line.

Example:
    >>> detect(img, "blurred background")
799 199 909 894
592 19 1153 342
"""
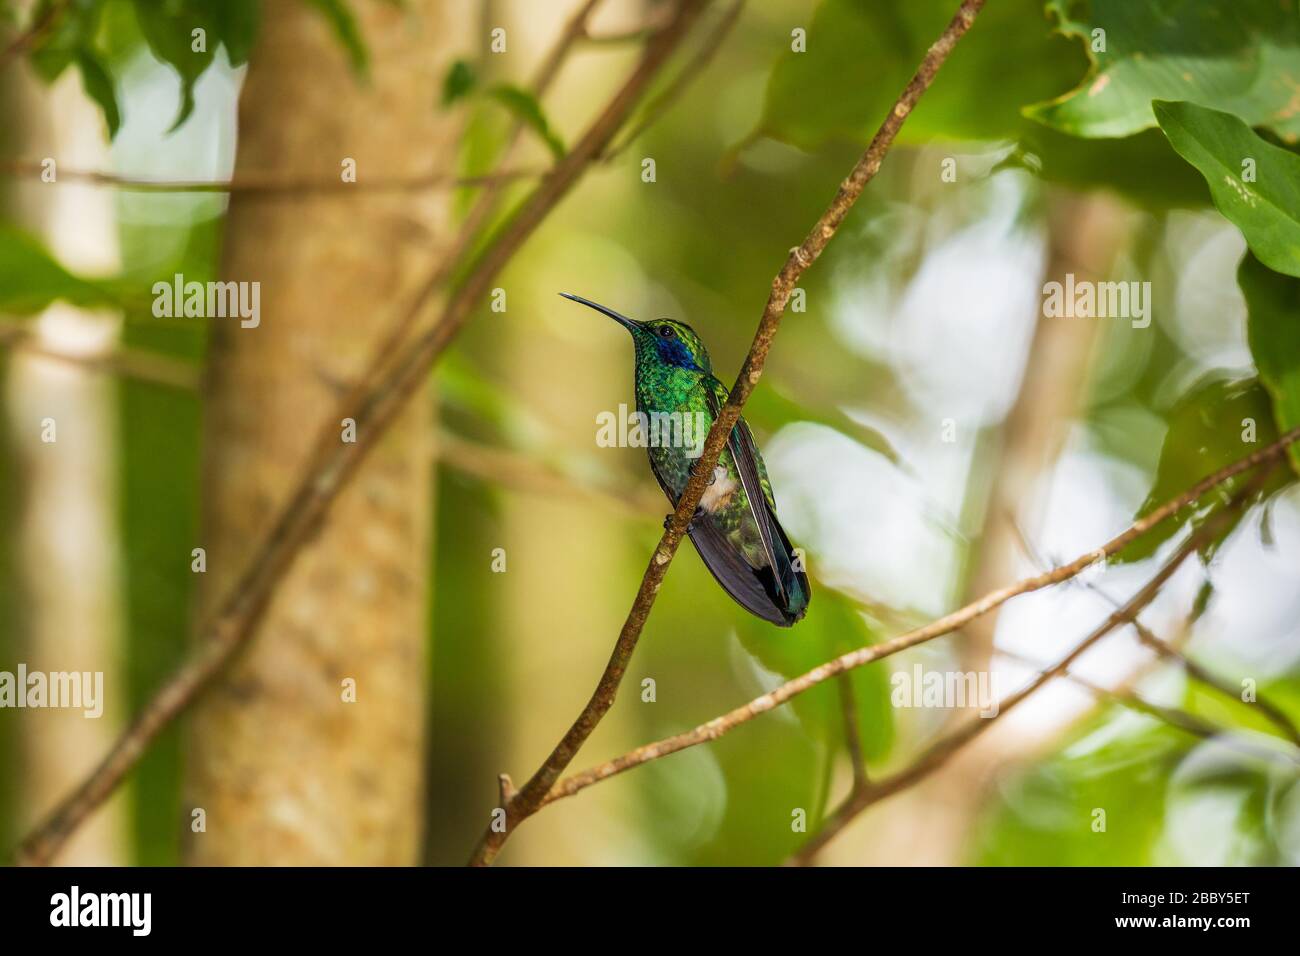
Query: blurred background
2 0 1299 866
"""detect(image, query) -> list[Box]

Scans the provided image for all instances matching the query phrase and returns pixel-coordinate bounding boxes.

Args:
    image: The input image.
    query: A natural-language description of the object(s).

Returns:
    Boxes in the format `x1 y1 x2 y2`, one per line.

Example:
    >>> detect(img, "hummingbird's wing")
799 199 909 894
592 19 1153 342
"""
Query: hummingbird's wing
689 517 797 625
701 380 786 601
687 377 808 626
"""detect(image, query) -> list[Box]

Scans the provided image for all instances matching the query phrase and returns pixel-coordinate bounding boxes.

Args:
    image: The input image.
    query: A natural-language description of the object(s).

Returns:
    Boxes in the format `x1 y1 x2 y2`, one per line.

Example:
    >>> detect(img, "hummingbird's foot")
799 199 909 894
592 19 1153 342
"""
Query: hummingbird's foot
663 507 707 532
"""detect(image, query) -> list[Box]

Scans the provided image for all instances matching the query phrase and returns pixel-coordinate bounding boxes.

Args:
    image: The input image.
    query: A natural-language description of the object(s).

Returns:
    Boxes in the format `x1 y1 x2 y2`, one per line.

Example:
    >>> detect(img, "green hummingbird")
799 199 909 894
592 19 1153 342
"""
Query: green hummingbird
562 292 810 627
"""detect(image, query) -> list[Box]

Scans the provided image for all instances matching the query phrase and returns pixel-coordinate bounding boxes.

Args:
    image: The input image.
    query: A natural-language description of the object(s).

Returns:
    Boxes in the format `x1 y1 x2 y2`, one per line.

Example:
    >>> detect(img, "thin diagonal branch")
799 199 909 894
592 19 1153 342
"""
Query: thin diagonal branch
12 0 710 868
997 647 1300 767
603 0 745 160
785 463 1280 864
538 427 1300 811
347 0 608 413
466 0 991 867
1092 581 1300 747
1011 517 1300 747
837 674 868 789
0 0 67 67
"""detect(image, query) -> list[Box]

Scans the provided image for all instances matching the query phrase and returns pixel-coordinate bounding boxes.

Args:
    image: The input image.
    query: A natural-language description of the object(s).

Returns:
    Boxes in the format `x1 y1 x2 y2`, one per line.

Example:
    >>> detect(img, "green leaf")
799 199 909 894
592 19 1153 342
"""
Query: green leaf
1011 125 1209 209
441 58 477 107
1240 252 1300 475
0 224 121 314
745 0 1086 153
1027 0 1300 141
486 85 565 161
27 0 101 84
305 0 369 78
211 0 260 67
74 48 121 138
1155 101 1300 278
736 588 893 764
1119 376 1291 564
132 0 217 132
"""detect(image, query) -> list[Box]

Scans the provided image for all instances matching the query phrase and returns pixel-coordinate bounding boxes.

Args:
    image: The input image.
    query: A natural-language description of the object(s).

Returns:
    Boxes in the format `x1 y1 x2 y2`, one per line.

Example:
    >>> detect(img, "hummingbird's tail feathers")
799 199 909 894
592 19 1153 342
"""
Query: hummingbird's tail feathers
767 505 811 624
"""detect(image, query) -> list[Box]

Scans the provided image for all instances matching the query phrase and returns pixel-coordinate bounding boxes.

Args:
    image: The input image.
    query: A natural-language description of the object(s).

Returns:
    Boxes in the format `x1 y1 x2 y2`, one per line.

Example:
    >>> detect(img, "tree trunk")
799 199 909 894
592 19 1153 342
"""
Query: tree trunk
183 0 467 865
4 63 127 867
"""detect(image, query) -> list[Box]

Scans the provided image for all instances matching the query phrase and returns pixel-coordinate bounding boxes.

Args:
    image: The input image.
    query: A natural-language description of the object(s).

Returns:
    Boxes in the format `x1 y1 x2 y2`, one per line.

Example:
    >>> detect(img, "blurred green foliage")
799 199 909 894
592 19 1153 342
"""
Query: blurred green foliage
1242 253 1300 473
0 223 122 312
750 0 1084 150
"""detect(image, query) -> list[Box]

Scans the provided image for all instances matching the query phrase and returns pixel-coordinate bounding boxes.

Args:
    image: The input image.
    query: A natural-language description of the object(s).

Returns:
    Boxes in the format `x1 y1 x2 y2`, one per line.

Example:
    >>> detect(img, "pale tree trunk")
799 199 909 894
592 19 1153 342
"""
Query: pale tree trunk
822 192 1131 865
4 68 127 865
183 0 468 865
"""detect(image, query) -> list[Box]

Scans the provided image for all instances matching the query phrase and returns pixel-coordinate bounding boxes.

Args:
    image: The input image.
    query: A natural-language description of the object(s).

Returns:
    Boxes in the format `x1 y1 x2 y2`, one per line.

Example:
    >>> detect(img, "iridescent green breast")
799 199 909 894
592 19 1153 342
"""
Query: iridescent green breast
636 367 777 569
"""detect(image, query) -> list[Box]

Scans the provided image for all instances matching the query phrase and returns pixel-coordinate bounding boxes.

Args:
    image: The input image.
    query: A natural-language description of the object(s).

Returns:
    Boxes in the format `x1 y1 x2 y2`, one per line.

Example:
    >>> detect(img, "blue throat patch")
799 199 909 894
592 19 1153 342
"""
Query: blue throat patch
655 336 698 370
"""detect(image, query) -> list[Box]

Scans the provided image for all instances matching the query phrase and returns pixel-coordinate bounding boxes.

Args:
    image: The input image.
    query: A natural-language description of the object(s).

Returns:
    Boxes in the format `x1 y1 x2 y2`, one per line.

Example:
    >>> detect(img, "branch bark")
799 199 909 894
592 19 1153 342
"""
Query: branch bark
466 0 991 867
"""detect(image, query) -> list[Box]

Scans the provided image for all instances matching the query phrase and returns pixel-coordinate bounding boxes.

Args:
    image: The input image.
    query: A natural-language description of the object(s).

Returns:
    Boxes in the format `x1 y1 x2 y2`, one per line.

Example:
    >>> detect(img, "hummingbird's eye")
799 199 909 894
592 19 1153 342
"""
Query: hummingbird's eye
658 325 676 338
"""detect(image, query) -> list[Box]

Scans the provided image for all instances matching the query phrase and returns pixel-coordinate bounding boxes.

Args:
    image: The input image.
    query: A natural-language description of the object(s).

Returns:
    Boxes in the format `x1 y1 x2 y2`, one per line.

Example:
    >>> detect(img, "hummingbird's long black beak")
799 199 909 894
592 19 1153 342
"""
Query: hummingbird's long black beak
559 292 641 331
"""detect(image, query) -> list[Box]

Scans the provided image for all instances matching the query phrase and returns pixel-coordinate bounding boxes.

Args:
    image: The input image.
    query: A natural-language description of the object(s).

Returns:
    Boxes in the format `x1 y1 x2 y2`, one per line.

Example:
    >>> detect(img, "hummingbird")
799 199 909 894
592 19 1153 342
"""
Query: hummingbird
561 292 810 627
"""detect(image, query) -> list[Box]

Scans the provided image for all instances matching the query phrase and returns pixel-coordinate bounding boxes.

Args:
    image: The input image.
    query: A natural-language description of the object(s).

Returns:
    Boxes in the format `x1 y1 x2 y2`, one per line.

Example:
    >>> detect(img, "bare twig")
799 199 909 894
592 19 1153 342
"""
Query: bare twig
538 429 1300 811
0 321 661 513
466 0 991 867
996 647 1300 767
1012 519 1300 748
837 674 869 789
435 430 663 519
0 3 609 197
603 0 745 159
1094 586 1300 747
12 0 711 868
346 0 608 418
582 8 676 46
0 159 547 195
0 319 198 390
784 463 1280 864
0 0 67 67
1137 628 1300 746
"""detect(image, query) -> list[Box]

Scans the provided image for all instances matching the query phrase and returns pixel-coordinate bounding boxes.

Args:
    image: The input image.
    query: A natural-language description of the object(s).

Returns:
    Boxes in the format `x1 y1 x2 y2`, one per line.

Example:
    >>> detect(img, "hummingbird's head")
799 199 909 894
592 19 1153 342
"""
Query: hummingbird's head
560 292 712 373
